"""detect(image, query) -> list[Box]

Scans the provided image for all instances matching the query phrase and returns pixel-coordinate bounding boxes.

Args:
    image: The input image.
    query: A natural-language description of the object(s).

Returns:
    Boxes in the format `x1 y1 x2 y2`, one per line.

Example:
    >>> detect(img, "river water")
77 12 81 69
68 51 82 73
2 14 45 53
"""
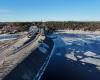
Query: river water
40 33 100 80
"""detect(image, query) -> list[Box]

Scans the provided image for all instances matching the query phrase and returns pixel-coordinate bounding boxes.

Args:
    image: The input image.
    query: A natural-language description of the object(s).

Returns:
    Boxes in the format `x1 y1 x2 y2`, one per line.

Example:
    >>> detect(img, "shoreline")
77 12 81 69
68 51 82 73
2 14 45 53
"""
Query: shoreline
3 36 54 80
56 30 100 35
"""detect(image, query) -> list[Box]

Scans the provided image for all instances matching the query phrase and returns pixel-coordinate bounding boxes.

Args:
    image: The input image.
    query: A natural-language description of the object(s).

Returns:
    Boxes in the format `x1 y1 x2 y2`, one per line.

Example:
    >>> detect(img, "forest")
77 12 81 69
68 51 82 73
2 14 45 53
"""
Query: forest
0 21 100 33
46 21 100 31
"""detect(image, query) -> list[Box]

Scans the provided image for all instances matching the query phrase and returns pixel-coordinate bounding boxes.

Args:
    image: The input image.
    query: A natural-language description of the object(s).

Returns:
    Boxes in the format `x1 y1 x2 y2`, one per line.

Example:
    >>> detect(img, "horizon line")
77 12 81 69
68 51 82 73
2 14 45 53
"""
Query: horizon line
0 20 100 23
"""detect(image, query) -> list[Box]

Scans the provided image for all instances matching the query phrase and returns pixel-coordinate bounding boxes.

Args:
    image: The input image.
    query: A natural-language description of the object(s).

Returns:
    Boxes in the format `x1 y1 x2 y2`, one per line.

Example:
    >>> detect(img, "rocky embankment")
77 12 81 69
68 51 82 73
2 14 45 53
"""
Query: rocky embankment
0 34 43 80
3 36 54 80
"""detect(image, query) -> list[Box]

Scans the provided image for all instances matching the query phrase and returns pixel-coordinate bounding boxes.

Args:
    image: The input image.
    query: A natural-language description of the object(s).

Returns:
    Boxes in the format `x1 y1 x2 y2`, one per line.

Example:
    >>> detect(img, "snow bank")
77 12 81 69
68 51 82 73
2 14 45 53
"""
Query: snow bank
11 36 29 50
0 34 20 42
0 38 16 41
57 30 100 35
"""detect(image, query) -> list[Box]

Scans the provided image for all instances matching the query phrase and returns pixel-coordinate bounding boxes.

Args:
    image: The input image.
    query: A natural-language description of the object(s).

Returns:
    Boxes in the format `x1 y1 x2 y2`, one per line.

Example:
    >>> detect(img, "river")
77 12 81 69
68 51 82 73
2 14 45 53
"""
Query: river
40 33 100 80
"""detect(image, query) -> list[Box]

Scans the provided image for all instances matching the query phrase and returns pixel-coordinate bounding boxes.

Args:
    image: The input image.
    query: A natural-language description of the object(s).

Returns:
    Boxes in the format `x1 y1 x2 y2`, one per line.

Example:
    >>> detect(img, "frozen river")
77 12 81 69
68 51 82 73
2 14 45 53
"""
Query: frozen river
40 33 100 80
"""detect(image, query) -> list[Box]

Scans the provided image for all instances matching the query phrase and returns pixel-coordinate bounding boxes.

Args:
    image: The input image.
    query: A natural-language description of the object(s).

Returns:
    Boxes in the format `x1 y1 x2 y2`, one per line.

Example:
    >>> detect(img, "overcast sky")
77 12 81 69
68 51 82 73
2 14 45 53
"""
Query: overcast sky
0 0 100 22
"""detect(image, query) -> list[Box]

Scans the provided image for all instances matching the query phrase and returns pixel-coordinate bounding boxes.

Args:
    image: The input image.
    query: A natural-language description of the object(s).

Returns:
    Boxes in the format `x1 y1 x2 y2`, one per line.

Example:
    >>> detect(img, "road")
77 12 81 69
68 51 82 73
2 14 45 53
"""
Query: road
40 33 100 80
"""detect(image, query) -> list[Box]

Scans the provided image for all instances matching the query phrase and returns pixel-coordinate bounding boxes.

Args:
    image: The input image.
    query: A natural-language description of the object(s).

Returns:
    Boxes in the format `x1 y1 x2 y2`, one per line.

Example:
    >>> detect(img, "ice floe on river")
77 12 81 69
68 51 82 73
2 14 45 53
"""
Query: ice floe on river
66 45 100 70
80 57 100 69
38 43 49 54
65 51 77 61
52 32 100 71
83 51 96 57
65 50 100 70
57 32 100 71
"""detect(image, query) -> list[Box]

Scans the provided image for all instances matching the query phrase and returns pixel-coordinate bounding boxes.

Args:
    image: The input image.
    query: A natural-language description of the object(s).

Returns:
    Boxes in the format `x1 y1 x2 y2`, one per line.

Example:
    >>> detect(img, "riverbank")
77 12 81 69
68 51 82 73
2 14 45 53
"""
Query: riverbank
57 30 100 35
3 36 54 80
0 34 43 80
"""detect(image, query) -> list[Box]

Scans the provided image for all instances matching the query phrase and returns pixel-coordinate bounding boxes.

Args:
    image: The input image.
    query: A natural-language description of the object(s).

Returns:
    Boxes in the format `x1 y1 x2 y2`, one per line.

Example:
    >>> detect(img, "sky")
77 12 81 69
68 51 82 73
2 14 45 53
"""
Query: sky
0 0 100 22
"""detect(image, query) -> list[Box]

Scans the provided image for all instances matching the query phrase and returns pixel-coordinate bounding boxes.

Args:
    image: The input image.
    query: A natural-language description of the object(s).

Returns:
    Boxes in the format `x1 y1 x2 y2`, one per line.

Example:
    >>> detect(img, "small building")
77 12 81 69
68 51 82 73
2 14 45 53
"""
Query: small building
28 26 38 37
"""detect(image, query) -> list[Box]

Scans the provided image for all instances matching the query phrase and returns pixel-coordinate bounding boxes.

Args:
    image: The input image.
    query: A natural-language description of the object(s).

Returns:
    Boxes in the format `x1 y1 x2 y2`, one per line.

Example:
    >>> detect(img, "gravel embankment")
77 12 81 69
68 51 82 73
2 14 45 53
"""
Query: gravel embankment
3 36 54 80
0 34 43 80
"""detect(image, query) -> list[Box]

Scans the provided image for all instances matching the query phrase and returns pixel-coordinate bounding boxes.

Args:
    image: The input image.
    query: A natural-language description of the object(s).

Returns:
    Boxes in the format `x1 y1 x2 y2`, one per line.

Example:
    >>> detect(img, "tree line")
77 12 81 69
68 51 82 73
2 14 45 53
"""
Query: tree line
46 21 100 31
0 21 100 33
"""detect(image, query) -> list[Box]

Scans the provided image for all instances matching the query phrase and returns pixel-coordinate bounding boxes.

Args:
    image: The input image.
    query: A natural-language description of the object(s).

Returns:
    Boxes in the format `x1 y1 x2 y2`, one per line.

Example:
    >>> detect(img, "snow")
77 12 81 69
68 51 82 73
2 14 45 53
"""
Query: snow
0 35 44 80
57 30 100 35
65 52 77 61
11 36 29 50
0 34 20 41
0 38 16 41
83 51 96 57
